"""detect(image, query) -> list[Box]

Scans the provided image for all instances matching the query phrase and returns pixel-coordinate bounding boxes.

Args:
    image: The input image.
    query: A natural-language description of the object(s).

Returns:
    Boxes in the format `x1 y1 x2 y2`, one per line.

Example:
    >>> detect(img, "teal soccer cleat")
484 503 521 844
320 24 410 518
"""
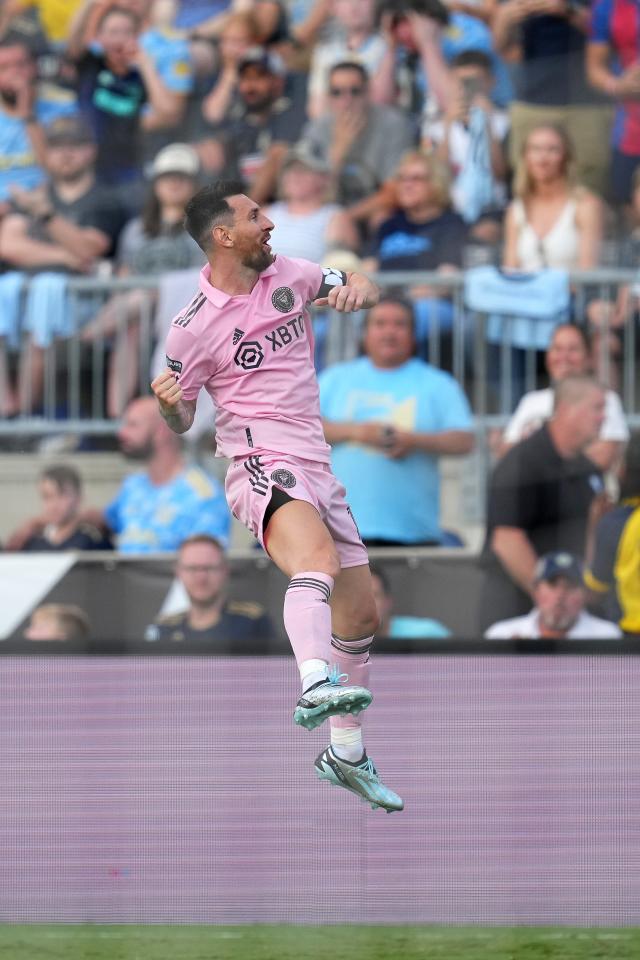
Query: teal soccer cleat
293 668 372 731
314 746 404 813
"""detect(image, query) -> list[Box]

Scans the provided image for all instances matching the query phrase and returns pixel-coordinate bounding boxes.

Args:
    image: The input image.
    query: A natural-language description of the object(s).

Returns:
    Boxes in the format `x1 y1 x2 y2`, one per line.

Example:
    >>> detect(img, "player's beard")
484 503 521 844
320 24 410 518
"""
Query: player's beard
241 243 275 273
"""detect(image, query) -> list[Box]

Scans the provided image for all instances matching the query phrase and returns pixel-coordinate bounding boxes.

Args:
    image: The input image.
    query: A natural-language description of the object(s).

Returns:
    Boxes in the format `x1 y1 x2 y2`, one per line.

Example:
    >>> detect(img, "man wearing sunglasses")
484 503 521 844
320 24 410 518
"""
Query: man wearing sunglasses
298 60 414 211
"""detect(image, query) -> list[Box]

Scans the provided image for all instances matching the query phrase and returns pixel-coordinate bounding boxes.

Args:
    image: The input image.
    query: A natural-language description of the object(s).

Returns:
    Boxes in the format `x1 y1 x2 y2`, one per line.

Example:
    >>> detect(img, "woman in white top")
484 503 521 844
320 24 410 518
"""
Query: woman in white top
503 124 604 272
500 323 629 474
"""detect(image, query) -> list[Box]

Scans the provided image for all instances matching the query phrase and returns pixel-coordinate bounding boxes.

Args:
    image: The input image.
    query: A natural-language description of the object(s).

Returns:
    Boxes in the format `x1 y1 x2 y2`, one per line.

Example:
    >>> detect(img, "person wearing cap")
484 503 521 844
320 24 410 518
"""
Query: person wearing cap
0 112 126 416
80 141 204 418
207 44 307 204
484 552 622 639
479 374 608 631
585 432 640 639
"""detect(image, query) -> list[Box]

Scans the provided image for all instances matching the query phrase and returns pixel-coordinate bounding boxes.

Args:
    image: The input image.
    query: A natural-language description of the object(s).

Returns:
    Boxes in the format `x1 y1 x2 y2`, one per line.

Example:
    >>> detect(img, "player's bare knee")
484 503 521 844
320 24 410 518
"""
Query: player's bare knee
353 604 379 638
338 599 379 638
292 545 341 582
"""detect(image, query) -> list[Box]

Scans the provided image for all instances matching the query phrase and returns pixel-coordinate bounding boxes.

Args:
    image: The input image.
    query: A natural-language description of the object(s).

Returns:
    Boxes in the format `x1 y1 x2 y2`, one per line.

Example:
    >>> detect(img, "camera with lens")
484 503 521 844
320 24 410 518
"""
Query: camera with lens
376 0 450 29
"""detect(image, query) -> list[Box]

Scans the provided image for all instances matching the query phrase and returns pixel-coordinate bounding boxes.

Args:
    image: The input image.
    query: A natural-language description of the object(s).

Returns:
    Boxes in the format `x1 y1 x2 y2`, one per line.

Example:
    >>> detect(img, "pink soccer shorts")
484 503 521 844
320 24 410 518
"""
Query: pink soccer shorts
225 452 368 568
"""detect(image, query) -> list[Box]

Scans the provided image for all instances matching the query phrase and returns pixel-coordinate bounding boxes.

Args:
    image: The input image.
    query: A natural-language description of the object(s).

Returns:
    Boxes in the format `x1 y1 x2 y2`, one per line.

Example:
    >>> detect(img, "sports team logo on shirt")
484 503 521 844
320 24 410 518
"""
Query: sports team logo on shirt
270 468 296 488
234 340 264 370
271 286 295 313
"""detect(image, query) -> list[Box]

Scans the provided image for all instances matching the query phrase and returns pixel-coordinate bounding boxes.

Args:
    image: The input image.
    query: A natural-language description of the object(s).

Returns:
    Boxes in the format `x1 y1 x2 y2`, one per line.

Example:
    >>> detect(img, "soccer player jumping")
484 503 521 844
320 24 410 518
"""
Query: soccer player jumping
151 181 403 813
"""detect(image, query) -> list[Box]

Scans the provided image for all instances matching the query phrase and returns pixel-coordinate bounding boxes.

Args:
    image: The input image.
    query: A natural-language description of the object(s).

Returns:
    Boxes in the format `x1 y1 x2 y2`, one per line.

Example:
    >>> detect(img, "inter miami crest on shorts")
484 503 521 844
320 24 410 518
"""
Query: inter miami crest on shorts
272 286 295 313
270 468 296 488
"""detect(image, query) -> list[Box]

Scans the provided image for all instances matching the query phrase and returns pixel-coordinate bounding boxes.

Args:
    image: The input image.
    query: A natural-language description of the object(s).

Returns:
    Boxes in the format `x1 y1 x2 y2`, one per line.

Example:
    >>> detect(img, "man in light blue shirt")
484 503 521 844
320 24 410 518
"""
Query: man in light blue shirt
319 294 474 545
104 396 230 553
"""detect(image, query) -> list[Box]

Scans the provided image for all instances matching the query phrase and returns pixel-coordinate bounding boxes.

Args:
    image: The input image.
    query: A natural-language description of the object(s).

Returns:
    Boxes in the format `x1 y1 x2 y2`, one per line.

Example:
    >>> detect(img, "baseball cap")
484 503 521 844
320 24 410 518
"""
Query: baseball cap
282 142 330 175
534 552 584 586
45 115 94 146
149 143 200 179
237 46 286 77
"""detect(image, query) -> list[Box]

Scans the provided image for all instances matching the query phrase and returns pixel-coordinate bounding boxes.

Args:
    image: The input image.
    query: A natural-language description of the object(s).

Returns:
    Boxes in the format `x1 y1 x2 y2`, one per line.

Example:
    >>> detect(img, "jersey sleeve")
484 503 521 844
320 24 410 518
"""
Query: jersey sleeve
164 322 214 403
175 471 231 547
103 484 126 534
283 257 348 304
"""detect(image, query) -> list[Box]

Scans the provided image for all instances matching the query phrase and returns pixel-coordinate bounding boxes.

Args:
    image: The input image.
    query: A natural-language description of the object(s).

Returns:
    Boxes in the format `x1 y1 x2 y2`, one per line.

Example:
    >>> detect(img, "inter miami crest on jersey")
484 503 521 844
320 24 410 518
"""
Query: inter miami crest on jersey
272 286 295 313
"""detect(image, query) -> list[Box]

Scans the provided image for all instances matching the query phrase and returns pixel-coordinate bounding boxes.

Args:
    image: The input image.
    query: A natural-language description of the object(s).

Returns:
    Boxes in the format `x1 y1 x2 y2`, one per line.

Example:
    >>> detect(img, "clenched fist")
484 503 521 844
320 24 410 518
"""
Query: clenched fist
151 368 183 409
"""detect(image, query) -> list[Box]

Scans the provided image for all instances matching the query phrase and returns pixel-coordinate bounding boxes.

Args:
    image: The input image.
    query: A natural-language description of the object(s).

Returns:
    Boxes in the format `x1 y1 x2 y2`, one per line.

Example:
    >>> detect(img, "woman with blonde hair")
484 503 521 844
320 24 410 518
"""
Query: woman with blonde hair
503 124 604 272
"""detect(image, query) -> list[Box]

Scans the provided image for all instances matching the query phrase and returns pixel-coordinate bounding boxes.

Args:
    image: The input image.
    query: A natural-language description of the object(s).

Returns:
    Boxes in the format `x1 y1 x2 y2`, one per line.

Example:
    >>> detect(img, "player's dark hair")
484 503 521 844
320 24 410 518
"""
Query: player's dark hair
40 464 82 495
620 431 640 498
451 49 493 73
329 61 369 87
183 179 247 253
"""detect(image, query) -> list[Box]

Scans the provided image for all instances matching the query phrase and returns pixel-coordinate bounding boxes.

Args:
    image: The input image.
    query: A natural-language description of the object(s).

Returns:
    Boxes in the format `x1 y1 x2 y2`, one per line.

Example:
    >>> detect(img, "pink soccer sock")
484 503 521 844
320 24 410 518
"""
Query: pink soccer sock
283 571 334 668
329 633 373 735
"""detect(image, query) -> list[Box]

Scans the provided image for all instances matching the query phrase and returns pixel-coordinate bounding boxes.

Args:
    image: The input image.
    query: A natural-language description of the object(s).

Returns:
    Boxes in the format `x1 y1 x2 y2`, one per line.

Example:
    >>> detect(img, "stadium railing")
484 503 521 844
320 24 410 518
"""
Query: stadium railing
1 267 637 436
2 267 637 533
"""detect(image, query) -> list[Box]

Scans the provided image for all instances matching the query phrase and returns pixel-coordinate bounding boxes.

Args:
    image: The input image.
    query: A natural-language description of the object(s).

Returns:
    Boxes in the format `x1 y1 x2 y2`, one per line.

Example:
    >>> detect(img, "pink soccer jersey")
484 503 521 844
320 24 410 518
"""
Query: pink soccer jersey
164 256 347 461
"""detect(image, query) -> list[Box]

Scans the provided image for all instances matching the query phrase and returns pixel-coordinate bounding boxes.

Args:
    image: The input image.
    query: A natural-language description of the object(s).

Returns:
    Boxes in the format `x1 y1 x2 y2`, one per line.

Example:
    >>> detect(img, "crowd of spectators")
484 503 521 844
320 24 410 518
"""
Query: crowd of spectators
0 0 639 642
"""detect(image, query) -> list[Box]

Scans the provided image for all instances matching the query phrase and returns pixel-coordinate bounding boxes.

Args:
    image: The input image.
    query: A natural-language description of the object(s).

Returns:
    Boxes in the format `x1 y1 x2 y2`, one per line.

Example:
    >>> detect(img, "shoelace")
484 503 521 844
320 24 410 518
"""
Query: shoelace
327 664 348 686
354 757 378 781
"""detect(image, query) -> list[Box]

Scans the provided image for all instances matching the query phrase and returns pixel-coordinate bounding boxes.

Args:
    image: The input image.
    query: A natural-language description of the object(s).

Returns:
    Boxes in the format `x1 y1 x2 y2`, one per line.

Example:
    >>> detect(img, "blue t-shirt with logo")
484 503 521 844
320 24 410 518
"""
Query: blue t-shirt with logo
376 208 468 272
318 356 473 543
104 465 231 553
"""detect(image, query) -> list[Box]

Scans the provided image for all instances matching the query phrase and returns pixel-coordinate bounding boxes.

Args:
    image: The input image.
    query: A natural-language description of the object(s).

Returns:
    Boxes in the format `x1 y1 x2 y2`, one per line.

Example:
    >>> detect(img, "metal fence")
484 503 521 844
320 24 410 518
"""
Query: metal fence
1 266 639 434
